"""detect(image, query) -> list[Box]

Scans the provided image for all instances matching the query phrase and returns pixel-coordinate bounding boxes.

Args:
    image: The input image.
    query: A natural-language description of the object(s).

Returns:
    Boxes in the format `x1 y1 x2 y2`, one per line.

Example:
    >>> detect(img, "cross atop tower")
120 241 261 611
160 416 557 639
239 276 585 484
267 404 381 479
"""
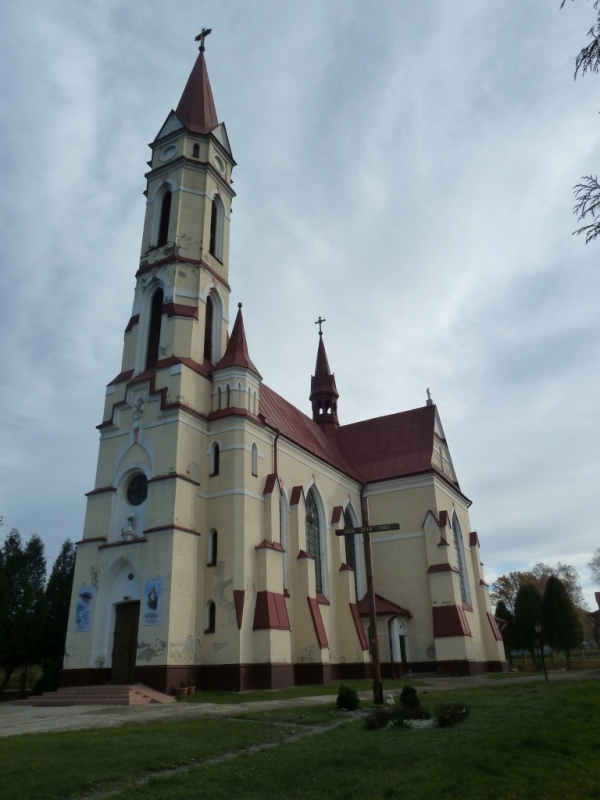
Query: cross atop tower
195 27 212 52
315 316 326 336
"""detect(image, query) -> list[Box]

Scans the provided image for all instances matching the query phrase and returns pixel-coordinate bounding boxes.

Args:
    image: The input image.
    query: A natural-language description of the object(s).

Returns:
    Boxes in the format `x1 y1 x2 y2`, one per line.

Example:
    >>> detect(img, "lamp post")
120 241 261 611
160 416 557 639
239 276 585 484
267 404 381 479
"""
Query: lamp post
534 622 549 682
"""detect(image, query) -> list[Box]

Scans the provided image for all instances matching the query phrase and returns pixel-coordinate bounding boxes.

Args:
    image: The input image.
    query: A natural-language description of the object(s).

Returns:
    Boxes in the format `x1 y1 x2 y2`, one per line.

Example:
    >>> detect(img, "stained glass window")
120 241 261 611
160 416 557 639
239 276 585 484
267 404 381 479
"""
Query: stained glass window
305 488 323 595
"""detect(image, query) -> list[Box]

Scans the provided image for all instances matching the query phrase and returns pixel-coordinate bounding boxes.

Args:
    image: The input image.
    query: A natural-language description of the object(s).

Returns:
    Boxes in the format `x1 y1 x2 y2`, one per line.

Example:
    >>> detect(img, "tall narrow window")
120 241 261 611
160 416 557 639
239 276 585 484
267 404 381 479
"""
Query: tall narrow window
343 507 359 599
192 143 200 158
210 442 220 476
145 288 164 369
280 493 289 592
251 443 258 476
452 514 470 605
217 387 222 410
157 190 172 247
203 294 213 361
208 530 218 565
226 385 230 408
205 601 216 633
305 488 323 595
209 197 224 261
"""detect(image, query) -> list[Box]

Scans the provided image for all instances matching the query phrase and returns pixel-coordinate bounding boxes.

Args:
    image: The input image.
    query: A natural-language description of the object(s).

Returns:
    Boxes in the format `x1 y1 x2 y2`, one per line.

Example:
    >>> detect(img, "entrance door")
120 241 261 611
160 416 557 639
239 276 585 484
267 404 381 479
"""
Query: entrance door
399 636 408 670
111 601 140 684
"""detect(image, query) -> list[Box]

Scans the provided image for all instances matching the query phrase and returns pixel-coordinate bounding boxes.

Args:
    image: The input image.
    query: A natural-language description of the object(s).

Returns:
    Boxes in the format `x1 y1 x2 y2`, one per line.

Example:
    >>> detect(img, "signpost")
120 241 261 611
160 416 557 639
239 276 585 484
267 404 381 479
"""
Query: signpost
336 505 400 706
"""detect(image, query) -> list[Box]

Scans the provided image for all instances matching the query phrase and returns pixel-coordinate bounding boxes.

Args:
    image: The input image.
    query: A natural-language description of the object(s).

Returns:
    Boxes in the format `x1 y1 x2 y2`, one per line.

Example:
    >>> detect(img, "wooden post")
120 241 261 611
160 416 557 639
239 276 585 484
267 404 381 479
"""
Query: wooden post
360 494 383 706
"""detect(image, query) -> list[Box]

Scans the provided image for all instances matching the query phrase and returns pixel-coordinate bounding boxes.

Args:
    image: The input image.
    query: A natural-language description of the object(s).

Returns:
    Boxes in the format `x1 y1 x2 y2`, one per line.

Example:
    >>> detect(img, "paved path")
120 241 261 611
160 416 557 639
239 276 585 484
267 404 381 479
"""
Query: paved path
1 669 597 739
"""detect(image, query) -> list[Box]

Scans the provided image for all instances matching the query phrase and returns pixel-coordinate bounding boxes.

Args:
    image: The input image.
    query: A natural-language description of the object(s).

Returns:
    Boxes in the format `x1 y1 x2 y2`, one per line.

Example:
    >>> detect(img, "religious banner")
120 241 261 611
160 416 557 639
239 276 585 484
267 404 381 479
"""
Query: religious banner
143 577 162 626
74 586 94 632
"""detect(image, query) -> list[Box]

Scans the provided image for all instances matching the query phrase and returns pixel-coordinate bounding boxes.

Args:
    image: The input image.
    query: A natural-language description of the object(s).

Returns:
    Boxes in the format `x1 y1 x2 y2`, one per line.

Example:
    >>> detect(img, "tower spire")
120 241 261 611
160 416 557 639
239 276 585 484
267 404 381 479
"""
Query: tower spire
309 331 339 432
214 304 261 378
175 43 219 135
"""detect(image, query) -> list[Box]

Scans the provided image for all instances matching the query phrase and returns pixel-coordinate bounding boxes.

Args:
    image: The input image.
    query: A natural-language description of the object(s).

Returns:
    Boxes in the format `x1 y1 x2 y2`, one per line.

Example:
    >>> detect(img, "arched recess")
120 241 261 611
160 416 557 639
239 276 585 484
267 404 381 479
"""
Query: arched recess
149 180 178 248
91 558 142 670
209 441 220 476
251 442 258 476
202 287 223 364
110 461 151 543
305 484 328 597
134 275 171 375
207 529 218 566
209 195 225 262
452 513 472 606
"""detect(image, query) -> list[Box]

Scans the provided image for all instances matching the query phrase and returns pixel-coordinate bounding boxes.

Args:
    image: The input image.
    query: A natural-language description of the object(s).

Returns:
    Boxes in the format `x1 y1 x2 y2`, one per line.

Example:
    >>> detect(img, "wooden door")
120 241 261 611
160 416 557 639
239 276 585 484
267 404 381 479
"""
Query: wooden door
111 601 140 684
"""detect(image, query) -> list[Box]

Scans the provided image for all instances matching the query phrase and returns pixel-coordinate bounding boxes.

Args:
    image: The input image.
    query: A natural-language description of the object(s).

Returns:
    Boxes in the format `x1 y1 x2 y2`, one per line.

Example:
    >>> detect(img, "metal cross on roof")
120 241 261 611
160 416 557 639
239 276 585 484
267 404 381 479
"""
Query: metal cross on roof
315 316 326 335
195 27 212 52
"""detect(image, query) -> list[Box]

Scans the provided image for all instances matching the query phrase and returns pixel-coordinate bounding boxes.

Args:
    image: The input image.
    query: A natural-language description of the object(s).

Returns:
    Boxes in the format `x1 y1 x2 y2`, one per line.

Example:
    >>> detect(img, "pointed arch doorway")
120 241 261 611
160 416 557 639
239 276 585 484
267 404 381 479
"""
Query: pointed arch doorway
111 600 140 684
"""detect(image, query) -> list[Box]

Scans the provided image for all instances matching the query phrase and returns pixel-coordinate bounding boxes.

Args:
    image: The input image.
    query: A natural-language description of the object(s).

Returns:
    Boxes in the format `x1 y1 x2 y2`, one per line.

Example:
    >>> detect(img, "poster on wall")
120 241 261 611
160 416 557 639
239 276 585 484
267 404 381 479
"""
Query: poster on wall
143 577 162 626
74 586 94 632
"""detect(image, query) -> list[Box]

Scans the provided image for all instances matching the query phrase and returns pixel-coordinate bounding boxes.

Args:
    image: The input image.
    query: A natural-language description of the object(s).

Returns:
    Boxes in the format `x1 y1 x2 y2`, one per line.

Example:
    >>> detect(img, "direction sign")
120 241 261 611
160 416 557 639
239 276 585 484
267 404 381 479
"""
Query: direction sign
335 523 400 537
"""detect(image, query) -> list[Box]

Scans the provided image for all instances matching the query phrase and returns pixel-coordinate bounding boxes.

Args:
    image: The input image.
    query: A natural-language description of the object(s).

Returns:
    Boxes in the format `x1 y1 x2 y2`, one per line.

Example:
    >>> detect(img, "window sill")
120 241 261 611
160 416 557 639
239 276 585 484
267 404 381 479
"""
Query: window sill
204 627 215 634
316 594 330 606
207 561 217 568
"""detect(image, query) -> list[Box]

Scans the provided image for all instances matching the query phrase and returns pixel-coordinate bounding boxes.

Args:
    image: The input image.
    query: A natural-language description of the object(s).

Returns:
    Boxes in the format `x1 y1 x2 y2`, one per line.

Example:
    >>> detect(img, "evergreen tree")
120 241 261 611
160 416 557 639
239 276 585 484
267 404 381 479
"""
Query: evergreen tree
542 576 584 669
0 530 46 691
495 600 516 666
514 583 543 669
36 540 76 692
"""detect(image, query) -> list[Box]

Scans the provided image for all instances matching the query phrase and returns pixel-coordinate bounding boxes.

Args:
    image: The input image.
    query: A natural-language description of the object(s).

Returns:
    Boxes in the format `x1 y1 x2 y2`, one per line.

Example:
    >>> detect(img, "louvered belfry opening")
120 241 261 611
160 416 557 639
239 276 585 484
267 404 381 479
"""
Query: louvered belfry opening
209 200 218 256
146 289 164 369
157 191 172 247
204 294 214 361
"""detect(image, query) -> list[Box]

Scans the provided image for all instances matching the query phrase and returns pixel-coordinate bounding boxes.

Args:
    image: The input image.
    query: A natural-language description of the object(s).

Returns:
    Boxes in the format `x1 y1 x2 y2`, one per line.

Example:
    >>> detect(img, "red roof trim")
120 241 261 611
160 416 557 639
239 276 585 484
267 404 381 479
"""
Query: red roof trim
356 593 411 617
339 563 354 572
255 540 275 550
263 473 278 495
233 590 244 630
99 538 147 550
349 603 369 650
479 578 489 588
331 506 343 525
437 537 449 547
272 542 285 552
85 485 116 497
125 315 139 333
253 590 290 630
469 531 480 547
290 486 303 506
307 597 328 647
427 563 459 574
487 612 503 641
148 472 200 487
163 302 198 320
144 524 201 536
75 537 107 546
108 369 134 386
432 605 472 637
316 594 330 606
297 549 314 560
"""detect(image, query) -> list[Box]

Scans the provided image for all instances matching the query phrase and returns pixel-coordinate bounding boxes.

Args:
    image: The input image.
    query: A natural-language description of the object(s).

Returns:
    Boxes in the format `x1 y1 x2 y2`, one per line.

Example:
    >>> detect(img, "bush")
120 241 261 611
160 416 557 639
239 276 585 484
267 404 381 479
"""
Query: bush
397 705 431 720
399 684 420 709
336 684 360 711
364 706 392 731
434 702 469 727
386 716 411 730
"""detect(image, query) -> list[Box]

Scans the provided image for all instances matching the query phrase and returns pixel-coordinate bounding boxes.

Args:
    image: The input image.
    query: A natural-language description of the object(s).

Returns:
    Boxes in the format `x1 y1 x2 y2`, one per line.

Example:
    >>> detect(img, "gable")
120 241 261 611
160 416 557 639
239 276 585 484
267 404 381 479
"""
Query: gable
155 111 184 142
212 123 232 155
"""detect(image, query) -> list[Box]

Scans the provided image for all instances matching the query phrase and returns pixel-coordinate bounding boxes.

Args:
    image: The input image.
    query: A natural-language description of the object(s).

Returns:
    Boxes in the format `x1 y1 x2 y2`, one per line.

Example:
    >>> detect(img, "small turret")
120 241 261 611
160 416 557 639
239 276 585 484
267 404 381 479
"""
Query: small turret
309 331 339 432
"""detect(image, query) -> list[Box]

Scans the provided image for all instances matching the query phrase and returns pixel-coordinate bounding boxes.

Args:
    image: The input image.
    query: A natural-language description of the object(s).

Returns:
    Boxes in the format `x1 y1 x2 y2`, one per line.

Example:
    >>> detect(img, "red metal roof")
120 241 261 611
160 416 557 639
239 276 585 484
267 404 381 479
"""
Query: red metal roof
175 51 219 135
356 593 411 617
258 385 458 488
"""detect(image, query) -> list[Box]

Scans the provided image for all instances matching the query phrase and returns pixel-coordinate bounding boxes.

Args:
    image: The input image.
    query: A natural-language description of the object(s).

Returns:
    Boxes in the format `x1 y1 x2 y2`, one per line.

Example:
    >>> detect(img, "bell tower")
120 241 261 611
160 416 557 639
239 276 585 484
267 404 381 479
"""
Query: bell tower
309 323 339 433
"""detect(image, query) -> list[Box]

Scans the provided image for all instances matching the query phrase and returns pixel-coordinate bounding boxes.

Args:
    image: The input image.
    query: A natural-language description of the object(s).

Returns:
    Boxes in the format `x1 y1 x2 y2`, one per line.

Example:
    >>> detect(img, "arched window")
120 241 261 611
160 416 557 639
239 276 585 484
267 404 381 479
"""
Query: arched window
280 491 289 593
192 143 200 158
343 507 359 599
452 514 471 605
146 288 164 369
210 442 220 476
247 387 252 410
157 190 172 247
226 385 231 408
209 196 224 261
205 600 216 633
203 294 213 361
305 487 323 595
251 443 258 476
207 530 218 566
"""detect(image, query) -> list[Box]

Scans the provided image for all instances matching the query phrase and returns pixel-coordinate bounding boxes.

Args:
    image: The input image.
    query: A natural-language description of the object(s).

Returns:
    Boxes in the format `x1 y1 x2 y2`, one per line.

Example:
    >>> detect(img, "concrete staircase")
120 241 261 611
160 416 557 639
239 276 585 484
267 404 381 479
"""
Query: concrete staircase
16 684 176 706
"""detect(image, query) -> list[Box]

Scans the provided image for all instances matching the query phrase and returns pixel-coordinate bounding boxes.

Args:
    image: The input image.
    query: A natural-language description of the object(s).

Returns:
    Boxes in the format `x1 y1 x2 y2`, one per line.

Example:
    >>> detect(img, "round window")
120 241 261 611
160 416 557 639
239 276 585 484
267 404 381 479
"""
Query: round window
159 144 177 163
127 474 148 506
213 154 226 175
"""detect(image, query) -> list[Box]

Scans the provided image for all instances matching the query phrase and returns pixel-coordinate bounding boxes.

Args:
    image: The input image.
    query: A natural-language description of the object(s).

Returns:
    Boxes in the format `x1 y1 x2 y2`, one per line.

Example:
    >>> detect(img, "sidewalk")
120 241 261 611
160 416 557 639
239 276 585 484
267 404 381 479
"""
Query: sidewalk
1 668 597 739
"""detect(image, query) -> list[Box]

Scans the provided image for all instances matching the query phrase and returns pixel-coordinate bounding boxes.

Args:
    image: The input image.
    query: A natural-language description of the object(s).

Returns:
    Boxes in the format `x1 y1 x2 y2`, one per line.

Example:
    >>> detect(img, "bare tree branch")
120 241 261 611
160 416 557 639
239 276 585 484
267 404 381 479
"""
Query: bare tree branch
572 175 600 242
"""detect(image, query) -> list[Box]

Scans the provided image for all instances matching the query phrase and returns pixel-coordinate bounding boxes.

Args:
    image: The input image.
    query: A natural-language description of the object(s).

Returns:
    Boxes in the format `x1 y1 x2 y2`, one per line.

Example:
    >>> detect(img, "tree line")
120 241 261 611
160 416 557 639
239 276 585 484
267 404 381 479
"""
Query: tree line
0 529 75 693
491 562 588 669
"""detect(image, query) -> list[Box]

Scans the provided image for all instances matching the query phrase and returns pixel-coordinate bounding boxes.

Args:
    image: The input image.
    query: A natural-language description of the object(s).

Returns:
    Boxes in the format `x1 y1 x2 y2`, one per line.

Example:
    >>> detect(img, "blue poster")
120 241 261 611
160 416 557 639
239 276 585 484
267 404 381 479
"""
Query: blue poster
74 586 94 632
143 577 162 626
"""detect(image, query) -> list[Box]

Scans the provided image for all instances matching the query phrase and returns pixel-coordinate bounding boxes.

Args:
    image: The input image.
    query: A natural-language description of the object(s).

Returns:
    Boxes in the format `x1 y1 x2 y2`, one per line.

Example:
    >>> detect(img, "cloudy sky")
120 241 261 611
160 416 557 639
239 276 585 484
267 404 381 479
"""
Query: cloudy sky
1 0 600 606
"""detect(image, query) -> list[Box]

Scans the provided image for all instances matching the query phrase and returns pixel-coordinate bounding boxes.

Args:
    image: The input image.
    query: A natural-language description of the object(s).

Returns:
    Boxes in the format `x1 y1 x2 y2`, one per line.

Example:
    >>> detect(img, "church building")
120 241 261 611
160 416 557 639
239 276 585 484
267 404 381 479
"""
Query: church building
62 42 506 694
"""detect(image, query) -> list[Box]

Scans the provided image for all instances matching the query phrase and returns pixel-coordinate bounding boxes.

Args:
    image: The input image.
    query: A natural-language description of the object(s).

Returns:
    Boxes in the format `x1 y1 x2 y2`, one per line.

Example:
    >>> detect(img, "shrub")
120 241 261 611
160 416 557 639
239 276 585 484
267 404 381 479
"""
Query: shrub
364 706 392 731
434 702 469 727
336 684 360 711
386 716 411 730
397 705 431 720
399 684 420 709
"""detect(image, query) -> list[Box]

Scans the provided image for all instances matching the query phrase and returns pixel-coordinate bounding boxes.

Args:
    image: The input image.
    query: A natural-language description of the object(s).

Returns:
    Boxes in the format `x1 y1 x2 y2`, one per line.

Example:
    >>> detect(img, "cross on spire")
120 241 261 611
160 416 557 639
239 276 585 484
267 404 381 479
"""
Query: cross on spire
315 316 326 335
194 27 212 52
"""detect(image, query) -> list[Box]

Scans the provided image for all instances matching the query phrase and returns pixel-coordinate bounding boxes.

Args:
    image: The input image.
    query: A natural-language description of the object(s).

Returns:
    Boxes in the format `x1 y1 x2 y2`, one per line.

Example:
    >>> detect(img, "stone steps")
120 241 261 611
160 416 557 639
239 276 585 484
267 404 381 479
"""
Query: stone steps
16 684 176 706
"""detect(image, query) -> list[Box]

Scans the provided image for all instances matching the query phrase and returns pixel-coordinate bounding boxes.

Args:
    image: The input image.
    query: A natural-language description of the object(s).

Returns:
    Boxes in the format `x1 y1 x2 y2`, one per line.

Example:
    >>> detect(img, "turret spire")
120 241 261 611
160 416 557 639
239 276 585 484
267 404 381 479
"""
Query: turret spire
213 304 261 378
309 332 339 432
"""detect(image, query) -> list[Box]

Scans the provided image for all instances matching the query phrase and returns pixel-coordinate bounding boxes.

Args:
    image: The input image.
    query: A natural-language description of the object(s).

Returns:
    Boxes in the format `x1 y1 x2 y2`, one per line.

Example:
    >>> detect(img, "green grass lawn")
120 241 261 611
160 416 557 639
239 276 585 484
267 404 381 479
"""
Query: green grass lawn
180 677 429 704
109 680 600 800
0 718 289 800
